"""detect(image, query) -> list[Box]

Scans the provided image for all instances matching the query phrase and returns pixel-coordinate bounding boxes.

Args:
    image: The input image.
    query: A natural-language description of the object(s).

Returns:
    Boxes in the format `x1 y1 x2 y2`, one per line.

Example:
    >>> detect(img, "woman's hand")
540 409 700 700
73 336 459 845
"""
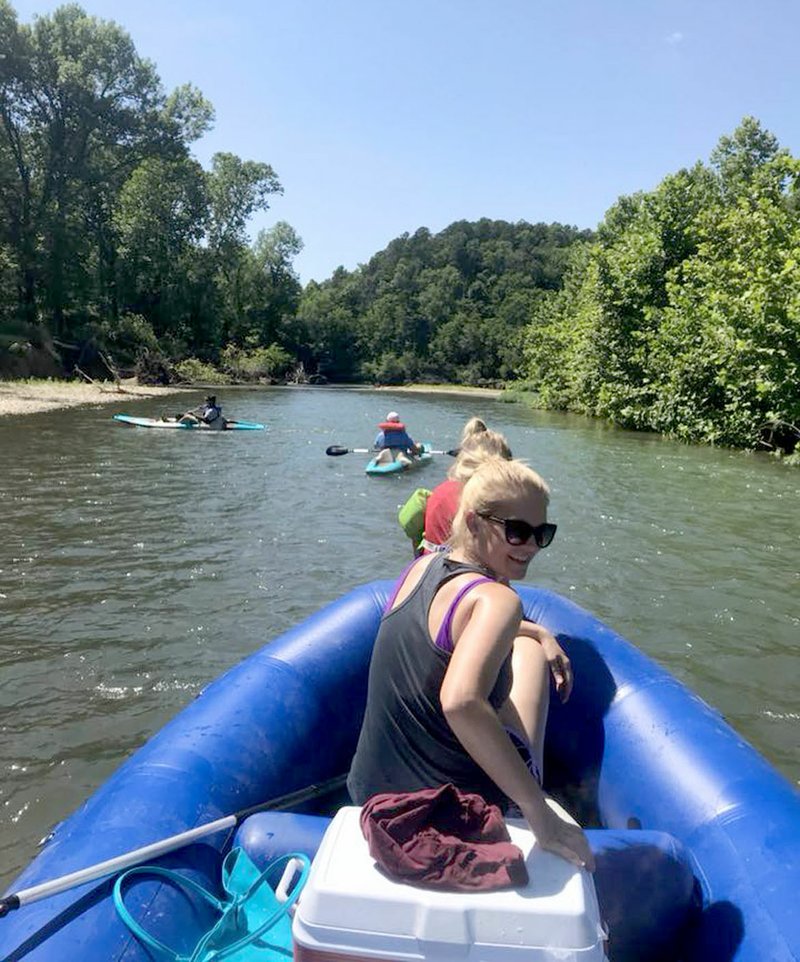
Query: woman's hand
522 801 595 872
536 629 573 703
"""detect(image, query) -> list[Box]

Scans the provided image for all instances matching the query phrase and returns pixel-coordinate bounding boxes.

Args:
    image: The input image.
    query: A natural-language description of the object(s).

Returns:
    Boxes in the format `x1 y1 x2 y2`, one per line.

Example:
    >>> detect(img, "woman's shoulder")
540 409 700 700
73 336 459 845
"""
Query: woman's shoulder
391 552 439 602
466 577 523 613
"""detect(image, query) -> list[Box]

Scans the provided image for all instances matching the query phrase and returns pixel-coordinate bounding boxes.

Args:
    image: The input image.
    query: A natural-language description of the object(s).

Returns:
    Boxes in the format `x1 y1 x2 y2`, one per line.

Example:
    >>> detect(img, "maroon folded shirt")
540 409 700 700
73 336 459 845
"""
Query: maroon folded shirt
359 783 528 891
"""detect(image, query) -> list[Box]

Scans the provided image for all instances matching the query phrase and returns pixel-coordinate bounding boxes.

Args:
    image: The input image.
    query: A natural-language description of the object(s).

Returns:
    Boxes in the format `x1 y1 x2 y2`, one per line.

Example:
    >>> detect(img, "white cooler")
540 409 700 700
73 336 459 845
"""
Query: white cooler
292 804 606 962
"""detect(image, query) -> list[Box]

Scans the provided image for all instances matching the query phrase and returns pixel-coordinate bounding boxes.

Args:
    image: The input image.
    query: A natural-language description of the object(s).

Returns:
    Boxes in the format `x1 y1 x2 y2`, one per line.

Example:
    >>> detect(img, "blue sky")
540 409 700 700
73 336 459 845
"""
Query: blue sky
11 0 800 284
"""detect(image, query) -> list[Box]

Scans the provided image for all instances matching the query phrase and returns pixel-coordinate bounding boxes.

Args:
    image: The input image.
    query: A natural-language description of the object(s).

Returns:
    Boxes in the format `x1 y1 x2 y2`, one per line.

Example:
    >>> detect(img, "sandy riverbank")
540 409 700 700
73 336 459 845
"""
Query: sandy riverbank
375 383 503 399
0 379 191 417
0 379 505 417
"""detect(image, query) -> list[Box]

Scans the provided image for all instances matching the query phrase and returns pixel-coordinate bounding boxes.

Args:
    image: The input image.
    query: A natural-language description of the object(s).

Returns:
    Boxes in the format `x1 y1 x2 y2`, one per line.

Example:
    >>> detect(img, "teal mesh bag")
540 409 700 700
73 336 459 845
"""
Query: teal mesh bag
113 849 310 962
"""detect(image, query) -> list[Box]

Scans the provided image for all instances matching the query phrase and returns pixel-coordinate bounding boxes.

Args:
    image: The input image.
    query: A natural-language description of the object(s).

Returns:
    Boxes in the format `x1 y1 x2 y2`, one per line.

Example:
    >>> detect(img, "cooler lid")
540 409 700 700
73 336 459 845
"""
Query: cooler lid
293 804 604 955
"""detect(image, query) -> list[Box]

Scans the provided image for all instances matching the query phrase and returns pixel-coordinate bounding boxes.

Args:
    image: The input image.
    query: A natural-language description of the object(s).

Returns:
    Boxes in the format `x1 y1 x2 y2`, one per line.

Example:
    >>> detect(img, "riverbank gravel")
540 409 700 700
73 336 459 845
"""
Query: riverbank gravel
0 379 191 417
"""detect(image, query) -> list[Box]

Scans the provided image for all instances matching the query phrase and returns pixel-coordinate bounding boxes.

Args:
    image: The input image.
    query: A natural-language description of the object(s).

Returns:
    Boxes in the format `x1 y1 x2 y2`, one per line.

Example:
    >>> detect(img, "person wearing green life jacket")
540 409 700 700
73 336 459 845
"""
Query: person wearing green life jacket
398 419 507 556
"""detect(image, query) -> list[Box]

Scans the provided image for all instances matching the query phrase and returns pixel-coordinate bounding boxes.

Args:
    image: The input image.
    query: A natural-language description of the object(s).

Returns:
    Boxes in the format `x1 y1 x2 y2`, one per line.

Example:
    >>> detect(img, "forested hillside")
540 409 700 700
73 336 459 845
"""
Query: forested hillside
295 220 592 385
1 2 797 453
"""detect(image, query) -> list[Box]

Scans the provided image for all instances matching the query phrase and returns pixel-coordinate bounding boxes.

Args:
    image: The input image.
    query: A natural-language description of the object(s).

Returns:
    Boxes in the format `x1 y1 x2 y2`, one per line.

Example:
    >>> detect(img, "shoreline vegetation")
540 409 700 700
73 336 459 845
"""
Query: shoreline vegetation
0 3 796 457
3 379 797 466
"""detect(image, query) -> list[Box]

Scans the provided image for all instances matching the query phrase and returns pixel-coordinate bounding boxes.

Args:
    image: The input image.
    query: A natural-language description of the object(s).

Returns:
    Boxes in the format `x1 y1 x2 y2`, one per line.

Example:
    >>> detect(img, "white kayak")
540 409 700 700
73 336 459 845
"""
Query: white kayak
113 414 265 431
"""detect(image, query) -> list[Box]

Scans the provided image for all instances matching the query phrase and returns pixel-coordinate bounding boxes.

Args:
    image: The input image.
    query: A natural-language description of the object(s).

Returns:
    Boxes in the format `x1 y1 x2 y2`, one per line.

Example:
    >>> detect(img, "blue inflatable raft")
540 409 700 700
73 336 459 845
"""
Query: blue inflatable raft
1 583 798 961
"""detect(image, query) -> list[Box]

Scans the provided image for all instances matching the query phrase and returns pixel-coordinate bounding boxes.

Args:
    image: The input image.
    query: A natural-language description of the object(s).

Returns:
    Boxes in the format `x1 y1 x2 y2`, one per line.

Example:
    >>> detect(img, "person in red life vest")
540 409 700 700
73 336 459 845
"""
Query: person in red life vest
424 426 512 551
374 411 421 456
397 417 492 555
348 457 594 872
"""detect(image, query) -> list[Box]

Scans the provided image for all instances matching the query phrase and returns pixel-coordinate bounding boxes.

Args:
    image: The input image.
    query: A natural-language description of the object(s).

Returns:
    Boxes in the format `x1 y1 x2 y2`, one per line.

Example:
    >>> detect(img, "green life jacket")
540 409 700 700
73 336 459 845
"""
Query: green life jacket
397 487 431 553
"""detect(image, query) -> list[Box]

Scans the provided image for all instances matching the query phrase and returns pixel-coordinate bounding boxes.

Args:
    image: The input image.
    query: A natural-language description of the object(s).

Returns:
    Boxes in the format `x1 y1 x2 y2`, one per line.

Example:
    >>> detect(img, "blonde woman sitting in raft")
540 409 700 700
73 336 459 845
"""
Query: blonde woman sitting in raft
399 427 574 705
348 458 594 870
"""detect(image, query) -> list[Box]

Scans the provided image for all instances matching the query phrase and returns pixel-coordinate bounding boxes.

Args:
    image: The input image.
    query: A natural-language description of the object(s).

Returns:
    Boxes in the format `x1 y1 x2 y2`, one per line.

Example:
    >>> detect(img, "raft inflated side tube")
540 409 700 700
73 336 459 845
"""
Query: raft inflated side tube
0 582 392 962
518 585 800 962
233 811 331 865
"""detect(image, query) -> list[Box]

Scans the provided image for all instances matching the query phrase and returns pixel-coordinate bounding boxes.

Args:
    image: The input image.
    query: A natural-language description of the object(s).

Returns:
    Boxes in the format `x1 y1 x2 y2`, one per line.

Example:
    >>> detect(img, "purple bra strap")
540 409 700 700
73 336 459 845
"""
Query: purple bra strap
434 577 494 654
383 557 425 614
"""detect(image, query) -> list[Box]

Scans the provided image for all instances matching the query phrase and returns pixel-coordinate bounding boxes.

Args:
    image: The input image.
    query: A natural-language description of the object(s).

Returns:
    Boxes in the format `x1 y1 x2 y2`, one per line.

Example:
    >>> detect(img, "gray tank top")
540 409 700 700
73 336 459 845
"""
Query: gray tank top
347 554 514 809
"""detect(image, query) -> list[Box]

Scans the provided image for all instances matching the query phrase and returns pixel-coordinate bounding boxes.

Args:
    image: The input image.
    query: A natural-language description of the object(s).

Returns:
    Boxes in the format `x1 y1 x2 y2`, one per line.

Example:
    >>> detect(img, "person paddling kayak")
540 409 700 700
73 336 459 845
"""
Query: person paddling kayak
373 411 421 457
178 395 225 429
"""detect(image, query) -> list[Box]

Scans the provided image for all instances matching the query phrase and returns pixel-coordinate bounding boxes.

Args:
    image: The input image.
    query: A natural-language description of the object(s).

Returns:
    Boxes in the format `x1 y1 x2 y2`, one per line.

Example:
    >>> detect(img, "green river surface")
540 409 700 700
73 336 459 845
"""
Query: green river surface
1 386 798 887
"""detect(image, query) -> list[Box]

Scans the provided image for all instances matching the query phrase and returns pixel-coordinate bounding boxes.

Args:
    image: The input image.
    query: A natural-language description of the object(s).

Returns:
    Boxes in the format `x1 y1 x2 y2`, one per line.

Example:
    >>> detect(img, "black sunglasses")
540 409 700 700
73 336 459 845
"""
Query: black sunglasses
477 512 557 548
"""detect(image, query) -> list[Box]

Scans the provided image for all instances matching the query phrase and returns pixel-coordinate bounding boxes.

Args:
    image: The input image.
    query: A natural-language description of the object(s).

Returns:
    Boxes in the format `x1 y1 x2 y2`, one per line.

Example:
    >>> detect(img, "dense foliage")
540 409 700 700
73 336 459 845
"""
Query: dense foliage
1 2 797 452
0 2 302 380
294 220 592 385
521 118 800 452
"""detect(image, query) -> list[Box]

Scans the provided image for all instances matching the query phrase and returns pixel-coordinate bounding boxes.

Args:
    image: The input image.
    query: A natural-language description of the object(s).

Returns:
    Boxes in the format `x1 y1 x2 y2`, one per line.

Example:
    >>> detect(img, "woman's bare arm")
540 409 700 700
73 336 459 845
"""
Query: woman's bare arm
439 584 593 870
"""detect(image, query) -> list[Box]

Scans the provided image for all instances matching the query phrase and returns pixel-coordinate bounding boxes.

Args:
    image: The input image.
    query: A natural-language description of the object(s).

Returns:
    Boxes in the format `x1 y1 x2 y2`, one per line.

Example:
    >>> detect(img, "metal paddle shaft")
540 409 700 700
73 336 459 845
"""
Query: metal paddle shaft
0 773 346 917
326 445 458 457
0 816 236 915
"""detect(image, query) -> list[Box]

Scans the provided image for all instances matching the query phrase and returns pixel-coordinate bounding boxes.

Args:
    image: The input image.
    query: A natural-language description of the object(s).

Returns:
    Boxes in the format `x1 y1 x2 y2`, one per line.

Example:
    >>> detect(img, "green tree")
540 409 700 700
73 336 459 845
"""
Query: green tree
0 2 212 339
294 277 360 381
710 115 782 197
649 152 800 445
114 155 209 337
206 152 283 343
519 117 799 452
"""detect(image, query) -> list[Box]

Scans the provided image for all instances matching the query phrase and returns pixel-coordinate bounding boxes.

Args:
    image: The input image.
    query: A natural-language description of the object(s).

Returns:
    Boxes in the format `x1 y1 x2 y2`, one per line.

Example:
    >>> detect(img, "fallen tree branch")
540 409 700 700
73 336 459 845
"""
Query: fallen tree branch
74 365 139 396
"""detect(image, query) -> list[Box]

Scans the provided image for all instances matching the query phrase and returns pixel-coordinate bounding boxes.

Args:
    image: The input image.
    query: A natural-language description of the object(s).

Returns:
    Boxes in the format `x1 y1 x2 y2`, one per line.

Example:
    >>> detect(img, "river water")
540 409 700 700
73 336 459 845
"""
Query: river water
1 387 798 886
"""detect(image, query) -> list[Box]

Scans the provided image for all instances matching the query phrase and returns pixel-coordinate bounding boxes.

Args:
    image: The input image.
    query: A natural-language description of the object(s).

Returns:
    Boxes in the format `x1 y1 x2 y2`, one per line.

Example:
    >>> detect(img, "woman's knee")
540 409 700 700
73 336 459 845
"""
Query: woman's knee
504 637 550 761
512 635 549 688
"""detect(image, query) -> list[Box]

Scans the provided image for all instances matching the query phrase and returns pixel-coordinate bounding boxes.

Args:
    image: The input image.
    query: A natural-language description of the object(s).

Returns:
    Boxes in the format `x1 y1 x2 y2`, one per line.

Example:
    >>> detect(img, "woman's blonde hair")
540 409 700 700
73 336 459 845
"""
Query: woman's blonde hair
448 429 513 483
450 458 550 551
459 417 488 444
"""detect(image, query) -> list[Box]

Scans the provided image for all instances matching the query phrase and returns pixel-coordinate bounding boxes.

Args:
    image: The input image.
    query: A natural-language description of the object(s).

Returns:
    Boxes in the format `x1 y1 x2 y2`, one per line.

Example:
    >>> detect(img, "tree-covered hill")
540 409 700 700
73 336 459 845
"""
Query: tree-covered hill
294 219 592 385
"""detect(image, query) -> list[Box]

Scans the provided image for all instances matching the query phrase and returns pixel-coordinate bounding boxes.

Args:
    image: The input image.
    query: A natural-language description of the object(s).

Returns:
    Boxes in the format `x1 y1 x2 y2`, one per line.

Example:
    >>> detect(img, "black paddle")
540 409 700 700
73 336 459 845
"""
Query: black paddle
0 773 347 917
326 445 459 457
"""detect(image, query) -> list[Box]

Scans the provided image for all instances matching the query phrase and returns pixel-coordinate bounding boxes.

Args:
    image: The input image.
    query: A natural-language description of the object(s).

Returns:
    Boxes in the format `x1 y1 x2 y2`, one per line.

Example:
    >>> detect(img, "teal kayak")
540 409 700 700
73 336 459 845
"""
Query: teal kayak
113 414 265 431
365 442 433 475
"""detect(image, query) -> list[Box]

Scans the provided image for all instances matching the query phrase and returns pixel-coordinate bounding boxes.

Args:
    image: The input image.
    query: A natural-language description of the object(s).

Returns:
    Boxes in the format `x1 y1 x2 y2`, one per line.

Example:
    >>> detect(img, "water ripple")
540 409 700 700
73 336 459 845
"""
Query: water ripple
0 388 798 883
